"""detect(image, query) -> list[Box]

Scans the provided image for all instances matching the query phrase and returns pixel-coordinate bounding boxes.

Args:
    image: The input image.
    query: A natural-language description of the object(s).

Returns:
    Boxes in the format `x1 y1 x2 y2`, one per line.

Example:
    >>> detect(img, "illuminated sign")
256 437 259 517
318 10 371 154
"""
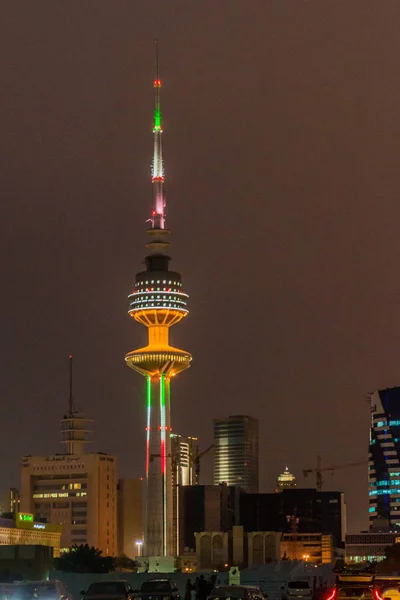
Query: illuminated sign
17 513 33 523
33 523 45 530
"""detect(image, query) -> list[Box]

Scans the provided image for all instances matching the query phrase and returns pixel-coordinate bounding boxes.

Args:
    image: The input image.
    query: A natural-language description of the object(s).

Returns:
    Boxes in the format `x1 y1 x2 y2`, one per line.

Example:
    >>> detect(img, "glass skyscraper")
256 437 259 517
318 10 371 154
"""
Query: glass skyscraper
213 415 259 493
369 387 400 531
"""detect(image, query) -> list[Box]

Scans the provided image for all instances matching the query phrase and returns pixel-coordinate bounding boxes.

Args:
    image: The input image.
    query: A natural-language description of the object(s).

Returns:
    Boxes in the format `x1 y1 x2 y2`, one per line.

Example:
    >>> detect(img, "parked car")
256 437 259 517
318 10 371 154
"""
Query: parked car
209 586 265 600
326 573 375 600
282 581 312 600
81 581 135 600
136 579 180 600
13 581 72 600
373 576 400 600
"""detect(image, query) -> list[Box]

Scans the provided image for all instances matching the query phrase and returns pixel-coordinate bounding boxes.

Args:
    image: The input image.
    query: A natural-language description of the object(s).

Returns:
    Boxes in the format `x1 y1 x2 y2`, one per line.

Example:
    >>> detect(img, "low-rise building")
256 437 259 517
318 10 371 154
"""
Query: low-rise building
281 532 336 564
345 532 399 564
0 513 61 557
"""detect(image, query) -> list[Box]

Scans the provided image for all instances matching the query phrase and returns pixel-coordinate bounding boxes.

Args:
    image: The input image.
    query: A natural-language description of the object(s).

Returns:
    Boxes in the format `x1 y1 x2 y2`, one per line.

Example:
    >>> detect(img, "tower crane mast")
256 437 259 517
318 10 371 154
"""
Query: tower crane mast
303 455 368 491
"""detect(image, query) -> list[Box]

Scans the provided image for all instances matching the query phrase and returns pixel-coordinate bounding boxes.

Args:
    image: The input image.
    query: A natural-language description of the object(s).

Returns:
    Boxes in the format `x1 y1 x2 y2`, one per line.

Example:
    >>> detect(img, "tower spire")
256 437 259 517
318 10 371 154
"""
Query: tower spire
151 39 166 230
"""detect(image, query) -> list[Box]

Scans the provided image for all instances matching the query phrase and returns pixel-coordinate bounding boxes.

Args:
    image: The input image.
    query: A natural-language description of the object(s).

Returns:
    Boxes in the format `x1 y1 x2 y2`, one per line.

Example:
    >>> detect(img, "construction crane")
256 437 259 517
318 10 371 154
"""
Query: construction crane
194 444 214 482
303 455 368 491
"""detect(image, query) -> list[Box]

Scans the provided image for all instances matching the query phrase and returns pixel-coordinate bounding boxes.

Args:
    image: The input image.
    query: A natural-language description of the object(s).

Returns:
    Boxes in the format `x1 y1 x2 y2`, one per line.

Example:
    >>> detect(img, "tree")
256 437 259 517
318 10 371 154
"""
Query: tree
377 543 400 573
54 544 114 573
113 554 138 572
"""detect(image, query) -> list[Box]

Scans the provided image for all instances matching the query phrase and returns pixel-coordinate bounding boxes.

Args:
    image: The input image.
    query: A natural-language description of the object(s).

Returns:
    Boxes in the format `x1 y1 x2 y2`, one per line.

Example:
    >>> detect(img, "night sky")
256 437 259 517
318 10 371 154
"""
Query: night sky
1 1 400 534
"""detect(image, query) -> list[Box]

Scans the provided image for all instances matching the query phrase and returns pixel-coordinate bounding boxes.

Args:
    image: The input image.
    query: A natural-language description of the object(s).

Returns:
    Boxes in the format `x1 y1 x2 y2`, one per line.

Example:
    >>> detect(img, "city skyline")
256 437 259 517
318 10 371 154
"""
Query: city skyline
2 1 400 535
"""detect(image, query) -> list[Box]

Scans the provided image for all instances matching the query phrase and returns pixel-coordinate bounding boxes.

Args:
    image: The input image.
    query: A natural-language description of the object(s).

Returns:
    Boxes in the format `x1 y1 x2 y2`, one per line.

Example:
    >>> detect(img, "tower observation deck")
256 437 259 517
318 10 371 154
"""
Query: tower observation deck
125 43 192 557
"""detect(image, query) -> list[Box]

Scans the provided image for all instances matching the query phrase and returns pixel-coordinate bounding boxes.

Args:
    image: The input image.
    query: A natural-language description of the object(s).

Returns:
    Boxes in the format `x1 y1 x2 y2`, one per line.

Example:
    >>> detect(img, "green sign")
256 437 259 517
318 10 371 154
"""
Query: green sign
18 513 33 522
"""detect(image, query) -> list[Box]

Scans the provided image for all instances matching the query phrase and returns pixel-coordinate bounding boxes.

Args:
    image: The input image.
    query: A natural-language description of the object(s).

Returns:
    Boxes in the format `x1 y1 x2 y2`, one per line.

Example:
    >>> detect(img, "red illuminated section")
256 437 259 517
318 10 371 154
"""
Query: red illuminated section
154 79 161 87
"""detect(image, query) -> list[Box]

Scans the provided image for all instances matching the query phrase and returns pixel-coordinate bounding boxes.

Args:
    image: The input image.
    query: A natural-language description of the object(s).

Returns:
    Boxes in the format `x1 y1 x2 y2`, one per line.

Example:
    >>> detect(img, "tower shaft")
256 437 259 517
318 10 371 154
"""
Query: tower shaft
145 374 173 556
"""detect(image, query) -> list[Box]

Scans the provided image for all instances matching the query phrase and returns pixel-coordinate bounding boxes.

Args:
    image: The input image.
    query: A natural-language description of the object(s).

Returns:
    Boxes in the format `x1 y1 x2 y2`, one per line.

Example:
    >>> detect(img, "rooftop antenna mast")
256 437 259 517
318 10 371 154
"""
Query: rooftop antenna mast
68 354 74 416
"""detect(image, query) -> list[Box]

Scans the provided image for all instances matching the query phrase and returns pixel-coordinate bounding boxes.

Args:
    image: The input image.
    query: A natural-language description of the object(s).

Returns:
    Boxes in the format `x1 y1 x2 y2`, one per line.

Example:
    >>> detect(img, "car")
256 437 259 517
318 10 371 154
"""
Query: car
209 586 265 600
326 574 377 600
374 576 400 600
81 581 135 600
13 581 71 600
282 581 312 600
136 579 180 600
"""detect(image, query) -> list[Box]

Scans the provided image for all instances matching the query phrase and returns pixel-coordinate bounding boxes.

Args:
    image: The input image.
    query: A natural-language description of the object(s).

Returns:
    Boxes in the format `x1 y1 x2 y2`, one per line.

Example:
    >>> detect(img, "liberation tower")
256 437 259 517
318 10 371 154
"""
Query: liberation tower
125 43 192 558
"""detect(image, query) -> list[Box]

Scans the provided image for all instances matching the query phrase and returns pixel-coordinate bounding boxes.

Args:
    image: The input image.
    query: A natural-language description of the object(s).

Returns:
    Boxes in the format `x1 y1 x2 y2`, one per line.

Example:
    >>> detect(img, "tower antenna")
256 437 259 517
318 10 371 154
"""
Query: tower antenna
68 354 73 416
155 38 159 81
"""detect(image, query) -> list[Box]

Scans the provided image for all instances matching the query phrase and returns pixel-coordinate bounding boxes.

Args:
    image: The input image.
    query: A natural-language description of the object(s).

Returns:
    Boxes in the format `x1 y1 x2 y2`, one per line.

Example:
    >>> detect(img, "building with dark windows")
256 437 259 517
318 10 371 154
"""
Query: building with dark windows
369 387 400 531
171 434 199 555
345 532 400 564
213 416 259 493
180 484 239 553
240 488 346 551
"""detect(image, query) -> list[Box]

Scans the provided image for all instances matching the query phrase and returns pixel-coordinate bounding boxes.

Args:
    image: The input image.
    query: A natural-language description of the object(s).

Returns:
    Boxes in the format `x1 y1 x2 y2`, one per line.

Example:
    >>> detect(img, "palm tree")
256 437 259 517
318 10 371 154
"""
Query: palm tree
54 544 114 573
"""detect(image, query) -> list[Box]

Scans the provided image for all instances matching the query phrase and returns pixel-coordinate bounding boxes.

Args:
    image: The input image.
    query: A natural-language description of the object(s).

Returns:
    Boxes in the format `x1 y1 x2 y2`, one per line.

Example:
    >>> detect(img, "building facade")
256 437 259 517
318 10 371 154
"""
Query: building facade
276 467 296 492
345 532 400 564
369 387 400 531
171 434 199 555
180 484 239 553
1 488 20 516
117 478 143 559
240 489 346 550
213 416 259 493
0 513 61 557
21 452 117 555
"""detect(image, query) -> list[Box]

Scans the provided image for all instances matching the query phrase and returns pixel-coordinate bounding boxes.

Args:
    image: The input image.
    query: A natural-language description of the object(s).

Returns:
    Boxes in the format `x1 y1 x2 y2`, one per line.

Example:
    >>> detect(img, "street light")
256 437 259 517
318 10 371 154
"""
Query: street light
302 554 309 561
136 540 143 557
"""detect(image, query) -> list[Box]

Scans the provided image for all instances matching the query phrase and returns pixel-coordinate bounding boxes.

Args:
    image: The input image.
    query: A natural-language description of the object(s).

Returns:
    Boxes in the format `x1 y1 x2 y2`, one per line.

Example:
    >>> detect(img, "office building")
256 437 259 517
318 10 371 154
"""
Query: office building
117 478 143 559
213 416 259 492
345 532 400 564
21 410 117 555
369 387 400 531
180 484 239 552
124 46 192 557
171 434 199 555
276 467 296 492
240 488 346 550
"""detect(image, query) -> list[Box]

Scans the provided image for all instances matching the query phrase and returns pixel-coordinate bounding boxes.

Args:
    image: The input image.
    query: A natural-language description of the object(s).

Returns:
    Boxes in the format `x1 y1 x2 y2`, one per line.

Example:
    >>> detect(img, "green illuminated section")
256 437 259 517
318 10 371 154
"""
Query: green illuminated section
18 513 33 522
154 109 161 131
146 375 152 409
160 374 165 408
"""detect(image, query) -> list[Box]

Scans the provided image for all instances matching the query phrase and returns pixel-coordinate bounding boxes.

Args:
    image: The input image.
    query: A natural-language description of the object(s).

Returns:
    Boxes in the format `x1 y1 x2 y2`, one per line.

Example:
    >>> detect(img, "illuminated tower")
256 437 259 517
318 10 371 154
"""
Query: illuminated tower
125 43 192 557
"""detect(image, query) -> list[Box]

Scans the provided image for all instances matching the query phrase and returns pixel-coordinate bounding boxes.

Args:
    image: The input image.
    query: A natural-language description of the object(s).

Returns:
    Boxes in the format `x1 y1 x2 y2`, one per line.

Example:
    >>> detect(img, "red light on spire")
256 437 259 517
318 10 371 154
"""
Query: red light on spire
154 79 161 87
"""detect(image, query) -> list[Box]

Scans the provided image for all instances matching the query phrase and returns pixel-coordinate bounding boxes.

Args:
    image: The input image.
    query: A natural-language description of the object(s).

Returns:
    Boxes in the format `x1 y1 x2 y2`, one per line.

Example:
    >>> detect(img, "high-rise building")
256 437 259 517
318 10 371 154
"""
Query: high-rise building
125 44 192 557
213 416 259 492
20 409 117 555
117 478 143 559
369 387 400 531
276 466 296 492
171 434 199 555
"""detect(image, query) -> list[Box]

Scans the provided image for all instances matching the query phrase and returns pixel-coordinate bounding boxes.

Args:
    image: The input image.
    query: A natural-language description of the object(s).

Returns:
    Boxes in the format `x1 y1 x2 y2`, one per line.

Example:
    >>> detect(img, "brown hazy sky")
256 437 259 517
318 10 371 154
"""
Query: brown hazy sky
1 1 400 533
